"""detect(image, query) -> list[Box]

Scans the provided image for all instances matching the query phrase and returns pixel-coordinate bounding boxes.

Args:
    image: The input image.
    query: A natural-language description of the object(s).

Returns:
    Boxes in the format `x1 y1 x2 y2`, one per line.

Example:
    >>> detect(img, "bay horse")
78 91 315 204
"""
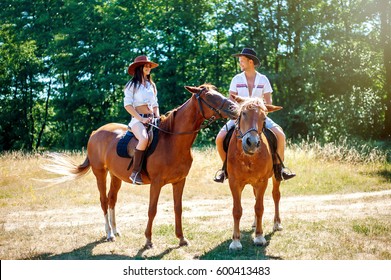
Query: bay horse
227 95 283 250
43 85 238 249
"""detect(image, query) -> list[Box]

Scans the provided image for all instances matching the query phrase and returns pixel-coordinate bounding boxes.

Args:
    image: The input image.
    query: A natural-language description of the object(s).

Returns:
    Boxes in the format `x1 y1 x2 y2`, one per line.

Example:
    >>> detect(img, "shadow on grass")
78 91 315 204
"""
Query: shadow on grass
28 237 181 260
29 238 131 260
197 230 283 260
364 166 391 183
28 231 281 260
376 169 391 181
134 245 181 260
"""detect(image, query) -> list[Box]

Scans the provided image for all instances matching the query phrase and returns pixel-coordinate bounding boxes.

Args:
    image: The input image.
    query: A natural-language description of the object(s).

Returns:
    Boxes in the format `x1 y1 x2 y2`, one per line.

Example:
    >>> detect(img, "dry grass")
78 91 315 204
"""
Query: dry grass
0 146 390 260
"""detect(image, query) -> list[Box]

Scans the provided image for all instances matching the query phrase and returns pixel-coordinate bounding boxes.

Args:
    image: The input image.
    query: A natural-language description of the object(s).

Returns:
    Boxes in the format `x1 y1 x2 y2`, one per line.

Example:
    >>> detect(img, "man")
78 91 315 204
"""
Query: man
214 48 296 182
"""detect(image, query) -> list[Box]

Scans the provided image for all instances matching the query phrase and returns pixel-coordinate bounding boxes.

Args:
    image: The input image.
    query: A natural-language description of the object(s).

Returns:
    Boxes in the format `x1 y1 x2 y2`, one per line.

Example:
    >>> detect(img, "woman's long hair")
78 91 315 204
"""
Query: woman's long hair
124 65 155 92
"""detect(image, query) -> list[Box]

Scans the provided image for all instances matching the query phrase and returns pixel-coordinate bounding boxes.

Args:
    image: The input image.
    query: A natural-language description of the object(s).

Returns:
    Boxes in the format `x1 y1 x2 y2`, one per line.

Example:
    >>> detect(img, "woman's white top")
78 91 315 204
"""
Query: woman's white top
124 81 158 109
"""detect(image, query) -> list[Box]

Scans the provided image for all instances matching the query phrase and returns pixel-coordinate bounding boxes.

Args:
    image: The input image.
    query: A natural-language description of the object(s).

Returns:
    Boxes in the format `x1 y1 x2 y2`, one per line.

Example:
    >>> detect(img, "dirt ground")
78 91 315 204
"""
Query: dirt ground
4 189 391 233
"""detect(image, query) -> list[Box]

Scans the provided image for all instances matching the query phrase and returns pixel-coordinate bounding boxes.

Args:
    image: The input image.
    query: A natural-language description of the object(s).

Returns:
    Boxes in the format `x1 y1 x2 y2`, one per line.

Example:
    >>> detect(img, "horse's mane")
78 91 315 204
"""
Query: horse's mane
239 97 267 112
159 107 178 133
199 83 217 91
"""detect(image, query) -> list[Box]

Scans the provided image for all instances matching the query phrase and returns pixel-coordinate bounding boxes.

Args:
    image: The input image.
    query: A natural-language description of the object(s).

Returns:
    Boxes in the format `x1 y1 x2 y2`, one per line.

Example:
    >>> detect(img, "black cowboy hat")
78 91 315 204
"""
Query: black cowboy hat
232 48 260 67
127 55 159 76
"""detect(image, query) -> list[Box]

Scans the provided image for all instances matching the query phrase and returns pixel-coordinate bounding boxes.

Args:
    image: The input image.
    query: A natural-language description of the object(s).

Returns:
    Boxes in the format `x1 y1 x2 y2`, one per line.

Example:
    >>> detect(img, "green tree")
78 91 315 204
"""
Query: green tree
0 0 389 152
377 0 391 138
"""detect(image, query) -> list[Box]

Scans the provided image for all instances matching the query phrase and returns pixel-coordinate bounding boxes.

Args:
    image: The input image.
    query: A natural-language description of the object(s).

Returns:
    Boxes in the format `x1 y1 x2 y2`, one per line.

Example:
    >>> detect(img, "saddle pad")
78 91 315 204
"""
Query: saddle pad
116 131 134 158
263 127 277 161
223 126 235 153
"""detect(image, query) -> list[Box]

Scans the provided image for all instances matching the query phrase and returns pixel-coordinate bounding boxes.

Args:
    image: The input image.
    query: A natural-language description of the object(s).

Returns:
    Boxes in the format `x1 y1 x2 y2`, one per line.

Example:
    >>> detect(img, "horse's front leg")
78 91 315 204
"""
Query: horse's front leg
229 181 244 250
272 177 283 231
253 181 268 246
144 182 162 249
172 179 189 247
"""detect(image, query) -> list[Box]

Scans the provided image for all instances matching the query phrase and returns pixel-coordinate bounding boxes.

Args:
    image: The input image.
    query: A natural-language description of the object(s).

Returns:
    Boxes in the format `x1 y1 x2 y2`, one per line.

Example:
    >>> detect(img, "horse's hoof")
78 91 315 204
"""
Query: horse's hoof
253 235 267 246
106 236 116 242
273 223 283 231
179 238 189 247
144 241 153 249
229 240 242 250
114 231 121 237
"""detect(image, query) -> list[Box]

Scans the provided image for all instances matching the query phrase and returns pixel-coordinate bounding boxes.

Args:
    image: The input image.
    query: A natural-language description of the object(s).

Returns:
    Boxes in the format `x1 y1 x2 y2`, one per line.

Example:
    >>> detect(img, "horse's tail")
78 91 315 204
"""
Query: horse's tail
38 152 91 185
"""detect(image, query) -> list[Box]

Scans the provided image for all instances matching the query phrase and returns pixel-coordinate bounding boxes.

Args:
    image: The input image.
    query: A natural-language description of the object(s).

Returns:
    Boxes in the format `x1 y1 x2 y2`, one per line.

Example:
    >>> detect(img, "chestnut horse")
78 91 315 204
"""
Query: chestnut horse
227 95 283 250
43 85 238 248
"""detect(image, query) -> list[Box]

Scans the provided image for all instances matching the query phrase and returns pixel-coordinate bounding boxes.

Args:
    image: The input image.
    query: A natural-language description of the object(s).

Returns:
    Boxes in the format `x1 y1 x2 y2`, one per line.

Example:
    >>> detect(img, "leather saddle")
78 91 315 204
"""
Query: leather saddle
116 120 160 169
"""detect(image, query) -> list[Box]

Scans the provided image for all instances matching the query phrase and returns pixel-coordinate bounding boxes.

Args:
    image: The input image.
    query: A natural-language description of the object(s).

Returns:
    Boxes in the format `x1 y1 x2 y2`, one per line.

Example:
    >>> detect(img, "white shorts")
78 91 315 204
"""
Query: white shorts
128 117 140 129
127 114 153 129
219 117 280 132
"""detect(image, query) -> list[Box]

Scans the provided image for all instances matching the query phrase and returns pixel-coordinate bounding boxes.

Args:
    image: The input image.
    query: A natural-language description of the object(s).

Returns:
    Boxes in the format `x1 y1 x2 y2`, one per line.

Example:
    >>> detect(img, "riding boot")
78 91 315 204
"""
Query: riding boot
273 163 296 181
214 160 228 183
130 149 145 185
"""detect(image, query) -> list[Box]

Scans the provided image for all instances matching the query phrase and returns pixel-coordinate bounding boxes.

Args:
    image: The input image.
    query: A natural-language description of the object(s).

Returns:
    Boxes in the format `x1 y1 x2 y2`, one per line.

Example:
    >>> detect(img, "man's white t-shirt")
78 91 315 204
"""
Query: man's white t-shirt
229 72 273 97
222 71 279 130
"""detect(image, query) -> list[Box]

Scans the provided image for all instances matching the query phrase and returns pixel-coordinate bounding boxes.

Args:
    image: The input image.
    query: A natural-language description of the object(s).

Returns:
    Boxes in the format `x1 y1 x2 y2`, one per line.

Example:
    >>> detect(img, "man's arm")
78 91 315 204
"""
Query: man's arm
264 92 272 105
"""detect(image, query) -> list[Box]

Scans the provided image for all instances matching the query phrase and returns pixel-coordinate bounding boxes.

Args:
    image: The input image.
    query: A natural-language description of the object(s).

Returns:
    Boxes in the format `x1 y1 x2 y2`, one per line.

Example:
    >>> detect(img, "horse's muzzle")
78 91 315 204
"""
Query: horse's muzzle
226 101 240 120
242 133 261 155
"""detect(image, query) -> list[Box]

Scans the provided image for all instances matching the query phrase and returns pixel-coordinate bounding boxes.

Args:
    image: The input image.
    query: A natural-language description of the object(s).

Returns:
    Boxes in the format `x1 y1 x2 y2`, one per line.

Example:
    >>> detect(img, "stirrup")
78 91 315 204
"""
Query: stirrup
213 169 226 183
130 171 143 185
281 167 296 181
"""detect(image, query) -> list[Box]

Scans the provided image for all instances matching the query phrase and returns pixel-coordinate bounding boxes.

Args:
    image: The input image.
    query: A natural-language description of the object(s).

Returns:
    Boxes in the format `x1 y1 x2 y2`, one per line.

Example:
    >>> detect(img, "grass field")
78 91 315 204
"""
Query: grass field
0 142 390 260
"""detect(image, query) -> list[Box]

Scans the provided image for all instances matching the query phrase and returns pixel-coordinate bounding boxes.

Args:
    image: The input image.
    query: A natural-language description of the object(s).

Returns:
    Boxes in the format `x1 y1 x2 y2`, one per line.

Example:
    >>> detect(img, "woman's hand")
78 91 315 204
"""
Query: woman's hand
139 116 152 124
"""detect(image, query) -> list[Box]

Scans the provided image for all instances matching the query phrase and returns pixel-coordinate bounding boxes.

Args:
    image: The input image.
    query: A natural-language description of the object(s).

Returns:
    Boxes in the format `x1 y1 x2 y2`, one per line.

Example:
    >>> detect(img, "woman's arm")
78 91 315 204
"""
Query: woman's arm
125 105 150 124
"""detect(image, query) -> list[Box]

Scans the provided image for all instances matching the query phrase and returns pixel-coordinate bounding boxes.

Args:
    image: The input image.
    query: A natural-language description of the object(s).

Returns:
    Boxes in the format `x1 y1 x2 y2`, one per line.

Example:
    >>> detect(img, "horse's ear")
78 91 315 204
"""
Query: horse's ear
265 104 283 113
231 95 246 104
184 86 200 94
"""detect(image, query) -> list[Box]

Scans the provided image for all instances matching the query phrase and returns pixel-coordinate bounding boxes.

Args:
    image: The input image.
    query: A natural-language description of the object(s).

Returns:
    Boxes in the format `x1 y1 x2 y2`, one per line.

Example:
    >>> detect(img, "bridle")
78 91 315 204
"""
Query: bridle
235 107 266 140
195 87 230 120
149 88 232 135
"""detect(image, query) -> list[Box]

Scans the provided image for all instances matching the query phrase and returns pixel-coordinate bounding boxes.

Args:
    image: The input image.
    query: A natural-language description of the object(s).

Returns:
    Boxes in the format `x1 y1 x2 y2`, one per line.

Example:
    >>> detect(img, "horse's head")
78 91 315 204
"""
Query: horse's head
185 84 239 120
233 95 282 155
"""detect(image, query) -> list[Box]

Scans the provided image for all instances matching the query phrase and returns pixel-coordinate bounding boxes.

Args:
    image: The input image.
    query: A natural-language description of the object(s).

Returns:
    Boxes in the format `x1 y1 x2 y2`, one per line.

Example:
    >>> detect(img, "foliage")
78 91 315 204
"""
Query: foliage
0 0 390 151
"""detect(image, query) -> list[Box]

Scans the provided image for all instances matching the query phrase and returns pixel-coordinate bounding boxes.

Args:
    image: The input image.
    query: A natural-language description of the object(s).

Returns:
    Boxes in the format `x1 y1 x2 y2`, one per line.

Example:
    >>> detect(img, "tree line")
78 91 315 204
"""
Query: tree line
1 0 390 151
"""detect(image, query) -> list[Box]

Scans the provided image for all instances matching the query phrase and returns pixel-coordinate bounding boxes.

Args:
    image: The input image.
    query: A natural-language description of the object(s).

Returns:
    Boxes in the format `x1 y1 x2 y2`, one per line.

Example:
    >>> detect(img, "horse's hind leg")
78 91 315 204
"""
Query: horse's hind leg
272 178 283 231
93 168 114 241
108 174 122 238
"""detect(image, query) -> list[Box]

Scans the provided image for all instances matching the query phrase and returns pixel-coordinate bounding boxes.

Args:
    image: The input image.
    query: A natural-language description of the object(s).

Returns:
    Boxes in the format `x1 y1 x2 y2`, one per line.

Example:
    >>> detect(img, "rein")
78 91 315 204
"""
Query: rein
147 88 225 135
148 116 216 135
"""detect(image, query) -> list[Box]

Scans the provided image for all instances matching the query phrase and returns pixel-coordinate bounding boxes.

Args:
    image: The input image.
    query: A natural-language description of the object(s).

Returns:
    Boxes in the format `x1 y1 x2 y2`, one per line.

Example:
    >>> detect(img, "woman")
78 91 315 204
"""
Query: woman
124 55 159 185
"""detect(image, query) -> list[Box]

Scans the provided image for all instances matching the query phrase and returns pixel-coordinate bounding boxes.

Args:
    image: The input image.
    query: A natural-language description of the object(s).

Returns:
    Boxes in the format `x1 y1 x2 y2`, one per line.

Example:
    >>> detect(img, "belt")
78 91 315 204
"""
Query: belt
140 114 153 118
